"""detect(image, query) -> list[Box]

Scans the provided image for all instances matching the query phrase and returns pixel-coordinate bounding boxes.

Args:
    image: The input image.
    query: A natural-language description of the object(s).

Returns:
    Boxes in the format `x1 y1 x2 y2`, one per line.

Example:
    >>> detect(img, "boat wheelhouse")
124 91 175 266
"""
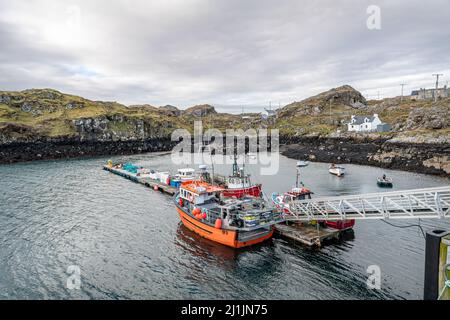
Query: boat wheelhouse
175 180 283 248
175 168 196 181
222 153 262 198
272 187 313 214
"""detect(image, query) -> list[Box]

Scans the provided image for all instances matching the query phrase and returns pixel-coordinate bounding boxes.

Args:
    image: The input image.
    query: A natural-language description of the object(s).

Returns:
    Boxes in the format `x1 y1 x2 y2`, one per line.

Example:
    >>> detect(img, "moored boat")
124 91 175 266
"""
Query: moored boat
222 153 262 198
272 187 313 213
329 164 345 177
272 166 355 231
296 160 309 167
173 168 196 181
377 175 393 188
174 180 283 248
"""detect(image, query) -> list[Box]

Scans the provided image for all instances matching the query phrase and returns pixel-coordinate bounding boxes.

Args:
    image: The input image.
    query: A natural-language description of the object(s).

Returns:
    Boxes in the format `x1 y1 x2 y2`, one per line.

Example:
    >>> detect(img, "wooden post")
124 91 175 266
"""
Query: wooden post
424 230 450 300
438 235 450 300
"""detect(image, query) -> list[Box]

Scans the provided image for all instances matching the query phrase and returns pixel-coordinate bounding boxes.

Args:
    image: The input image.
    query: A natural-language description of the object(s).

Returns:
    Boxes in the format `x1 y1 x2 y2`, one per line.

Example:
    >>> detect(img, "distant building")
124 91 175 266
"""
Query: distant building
411 86 449 100
347 114 390 132
261 108 277 120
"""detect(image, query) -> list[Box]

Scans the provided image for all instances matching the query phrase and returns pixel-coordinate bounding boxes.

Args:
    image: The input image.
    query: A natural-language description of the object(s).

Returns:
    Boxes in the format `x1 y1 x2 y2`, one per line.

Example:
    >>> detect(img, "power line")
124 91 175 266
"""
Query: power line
432 73 444 102
400 83 407 102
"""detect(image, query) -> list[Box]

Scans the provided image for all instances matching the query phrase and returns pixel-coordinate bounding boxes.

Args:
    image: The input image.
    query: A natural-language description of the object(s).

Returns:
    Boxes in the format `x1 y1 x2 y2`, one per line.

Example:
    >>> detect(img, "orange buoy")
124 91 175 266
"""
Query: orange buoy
214 219 222 229
154 185 159 191
202 212 207 219
193 208 201 216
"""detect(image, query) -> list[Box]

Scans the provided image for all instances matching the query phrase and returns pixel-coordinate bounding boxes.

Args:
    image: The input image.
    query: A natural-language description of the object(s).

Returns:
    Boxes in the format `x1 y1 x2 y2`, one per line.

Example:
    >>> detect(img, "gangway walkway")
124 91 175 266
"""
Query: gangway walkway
286 186 450 221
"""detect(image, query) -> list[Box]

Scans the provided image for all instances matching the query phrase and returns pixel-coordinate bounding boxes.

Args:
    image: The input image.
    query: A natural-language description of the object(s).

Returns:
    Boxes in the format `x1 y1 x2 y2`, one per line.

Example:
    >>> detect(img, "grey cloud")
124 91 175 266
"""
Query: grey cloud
0 0 449 111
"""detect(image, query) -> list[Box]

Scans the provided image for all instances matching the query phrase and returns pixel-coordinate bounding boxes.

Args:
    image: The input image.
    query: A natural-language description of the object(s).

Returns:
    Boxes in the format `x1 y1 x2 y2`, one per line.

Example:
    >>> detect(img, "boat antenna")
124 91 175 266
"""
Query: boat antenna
209 149 215 186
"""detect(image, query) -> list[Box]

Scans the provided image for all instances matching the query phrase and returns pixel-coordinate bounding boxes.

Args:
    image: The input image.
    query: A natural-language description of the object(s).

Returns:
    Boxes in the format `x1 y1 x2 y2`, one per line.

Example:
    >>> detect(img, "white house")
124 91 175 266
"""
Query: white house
347 114 383 132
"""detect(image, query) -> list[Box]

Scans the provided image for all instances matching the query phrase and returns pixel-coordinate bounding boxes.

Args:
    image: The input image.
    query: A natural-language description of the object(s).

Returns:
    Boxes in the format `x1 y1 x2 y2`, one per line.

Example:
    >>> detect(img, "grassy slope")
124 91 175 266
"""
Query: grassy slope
275 98 450 138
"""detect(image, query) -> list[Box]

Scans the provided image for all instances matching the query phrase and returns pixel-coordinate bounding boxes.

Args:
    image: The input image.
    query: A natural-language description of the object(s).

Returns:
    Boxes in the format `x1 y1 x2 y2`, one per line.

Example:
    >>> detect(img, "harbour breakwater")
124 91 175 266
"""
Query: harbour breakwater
0 135 449 178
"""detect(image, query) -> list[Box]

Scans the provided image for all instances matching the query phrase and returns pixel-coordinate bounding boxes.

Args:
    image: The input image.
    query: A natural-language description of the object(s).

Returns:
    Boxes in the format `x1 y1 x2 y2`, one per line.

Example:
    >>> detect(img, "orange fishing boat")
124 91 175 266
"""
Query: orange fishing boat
174 180 283 248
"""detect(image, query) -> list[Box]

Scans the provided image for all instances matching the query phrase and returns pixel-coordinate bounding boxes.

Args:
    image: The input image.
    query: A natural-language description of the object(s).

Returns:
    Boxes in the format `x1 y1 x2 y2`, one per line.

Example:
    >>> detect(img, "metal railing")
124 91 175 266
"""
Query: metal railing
286 186 450 221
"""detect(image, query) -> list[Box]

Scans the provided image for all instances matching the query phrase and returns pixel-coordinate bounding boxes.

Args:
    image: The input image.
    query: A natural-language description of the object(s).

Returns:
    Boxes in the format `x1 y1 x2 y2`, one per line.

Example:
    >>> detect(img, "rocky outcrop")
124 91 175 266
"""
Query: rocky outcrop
0 123 43 144
72 115 169 142
278 85 367 117
184 104 217 117
423 156 450 174
405 106 450 130
159 105 182 116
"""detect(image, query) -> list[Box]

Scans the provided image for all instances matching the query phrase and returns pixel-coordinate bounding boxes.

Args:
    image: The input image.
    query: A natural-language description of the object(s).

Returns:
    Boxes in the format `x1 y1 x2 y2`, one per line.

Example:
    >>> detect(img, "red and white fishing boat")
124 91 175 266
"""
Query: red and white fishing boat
272 167 355 230
272 187 313 213
221 153 262 198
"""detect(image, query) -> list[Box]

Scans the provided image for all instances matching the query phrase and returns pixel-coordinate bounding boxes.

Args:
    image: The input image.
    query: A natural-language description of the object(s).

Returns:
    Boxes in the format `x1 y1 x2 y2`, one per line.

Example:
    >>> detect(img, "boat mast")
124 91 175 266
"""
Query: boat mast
295 167 300 188
210 151 215 186
232 147 239 177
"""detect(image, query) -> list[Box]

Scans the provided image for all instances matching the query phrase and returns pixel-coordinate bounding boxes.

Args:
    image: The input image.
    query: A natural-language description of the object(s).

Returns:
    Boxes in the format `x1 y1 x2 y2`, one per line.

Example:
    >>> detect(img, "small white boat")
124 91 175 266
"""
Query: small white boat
296 160 309 167
329 164 345 177
174 168 196 181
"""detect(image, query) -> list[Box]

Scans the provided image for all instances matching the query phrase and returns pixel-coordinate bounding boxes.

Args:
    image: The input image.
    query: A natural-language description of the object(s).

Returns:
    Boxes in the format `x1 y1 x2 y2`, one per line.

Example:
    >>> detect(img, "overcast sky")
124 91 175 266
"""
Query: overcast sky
1 0 449 113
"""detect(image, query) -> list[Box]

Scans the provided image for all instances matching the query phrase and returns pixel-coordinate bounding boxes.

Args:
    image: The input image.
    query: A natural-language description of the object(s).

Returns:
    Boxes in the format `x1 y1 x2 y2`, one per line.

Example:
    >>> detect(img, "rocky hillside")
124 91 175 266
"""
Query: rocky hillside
0 89 232 144
0 87 448 176
2 86 448 144
274 85 450 141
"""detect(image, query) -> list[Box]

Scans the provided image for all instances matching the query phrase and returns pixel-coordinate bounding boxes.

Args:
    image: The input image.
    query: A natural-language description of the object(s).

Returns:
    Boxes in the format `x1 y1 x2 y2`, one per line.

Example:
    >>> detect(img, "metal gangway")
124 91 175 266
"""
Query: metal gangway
285 186 450 221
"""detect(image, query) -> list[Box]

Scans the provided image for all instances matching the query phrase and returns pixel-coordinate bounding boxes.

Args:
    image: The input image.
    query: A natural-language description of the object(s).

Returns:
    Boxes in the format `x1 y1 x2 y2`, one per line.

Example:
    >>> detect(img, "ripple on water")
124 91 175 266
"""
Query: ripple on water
0 154 449 299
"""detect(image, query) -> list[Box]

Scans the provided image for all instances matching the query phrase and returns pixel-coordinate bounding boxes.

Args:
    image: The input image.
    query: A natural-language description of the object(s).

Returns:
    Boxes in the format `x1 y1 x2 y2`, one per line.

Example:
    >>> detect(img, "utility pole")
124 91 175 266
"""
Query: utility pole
400 84 406 102
329 98 332 125
432 74 443 102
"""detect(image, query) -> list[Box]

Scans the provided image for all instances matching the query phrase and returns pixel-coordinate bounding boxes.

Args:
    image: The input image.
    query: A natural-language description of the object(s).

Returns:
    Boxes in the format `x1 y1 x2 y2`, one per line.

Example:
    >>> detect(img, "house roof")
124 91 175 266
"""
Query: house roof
350 115 376 125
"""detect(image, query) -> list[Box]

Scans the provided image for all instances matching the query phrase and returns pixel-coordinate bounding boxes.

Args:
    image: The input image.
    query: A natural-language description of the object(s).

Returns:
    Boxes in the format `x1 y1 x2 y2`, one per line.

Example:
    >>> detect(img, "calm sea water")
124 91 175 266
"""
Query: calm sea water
0 152 449 300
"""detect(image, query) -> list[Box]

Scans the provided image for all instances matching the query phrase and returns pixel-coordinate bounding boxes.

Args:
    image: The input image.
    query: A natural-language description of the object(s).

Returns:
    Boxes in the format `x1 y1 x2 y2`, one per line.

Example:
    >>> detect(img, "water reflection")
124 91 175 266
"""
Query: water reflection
0 152 448 299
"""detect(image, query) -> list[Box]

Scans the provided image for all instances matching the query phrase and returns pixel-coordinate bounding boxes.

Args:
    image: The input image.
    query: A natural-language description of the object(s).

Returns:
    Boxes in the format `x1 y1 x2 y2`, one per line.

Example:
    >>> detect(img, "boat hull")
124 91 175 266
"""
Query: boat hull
329 168 345 177
325 220 355 230
176 207 273 248
222 184 262 198
377 181 393 188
